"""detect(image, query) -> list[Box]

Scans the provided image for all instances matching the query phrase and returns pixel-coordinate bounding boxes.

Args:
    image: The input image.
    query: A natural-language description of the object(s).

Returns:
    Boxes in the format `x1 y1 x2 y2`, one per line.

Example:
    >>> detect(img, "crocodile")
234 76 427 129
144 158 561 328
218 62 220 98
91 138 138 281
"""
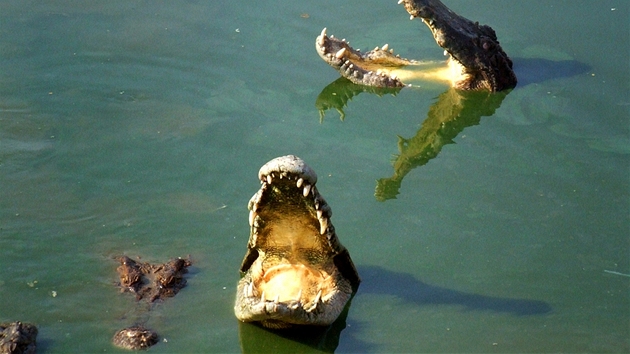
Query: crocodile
0 322 37 354
316 0 517 91
112 256 191 350
235 155 360 329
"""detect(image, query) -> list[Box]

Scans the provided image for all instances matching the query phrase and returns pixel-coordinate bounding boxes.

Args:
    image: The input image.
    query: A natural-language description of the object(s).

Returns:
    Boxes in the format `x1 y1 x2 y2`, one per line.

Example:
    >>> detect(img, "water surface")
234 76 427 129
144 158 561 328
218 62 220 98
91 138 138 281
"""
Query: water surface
0 0 628 352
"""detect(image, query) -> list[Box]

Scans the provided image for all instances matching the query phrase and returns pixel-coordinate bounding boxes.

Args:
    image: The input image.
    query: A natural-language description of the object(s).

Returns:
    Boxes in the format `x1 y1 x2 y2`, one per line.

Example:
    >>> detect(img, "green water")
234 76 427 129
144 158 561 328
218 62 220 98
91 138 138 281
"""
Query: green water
1 0 628 352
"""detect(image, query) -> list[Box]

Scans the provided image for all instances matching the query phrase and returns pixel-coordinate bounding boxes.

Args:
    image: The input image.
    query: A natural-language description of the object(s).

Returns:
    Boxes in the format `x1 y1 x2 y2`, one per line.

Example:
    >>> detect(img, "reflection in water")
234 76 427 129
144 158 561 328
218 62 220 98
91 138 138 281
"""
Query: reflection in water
238 296 355 354
315 78 509 201
376 88 509 201
315 77 402 122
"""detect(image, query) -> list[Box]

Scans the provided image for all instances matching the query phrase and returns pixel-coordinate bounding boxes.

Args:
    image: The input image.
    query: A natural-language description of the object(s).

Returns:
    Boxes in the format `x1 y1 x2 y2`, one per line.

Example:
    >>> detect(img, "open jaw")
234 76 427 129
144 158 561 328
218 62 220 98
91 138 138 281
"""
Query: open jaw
316 0 517 91
235 155 360 328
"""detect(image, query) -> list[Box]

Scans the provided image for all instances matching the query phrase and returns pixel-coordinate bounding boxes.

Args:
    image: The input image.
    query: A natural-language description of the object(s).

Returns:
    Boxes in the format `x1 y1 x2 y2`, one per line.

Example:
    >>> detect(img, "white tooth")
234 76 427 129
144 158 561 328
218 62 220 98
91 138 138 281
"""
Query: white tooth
335 48 346 59
444 50 448 56
397 0 403 3
389 49 394 54
317 209 323 219
318 28 327 46
296 289 302 302
249 210 255 226
410 15 414 20
260 291 265 302
381 44 389 51
330 34 334 38
314 290 322 304
247 282 254 297
296 177 304 188
266 175 272 184
303 184 311 197
319 217 328 235
274 294 280 304
373 46 379 51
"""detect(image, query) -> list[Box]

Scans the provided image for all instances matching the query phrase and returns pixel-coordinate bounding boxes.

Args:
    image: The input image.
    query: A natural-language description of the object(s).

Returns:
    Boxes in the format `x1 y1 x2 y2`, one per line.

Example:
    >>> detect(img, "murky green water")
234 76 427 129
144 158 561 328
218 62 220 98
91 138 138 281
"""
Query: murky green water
1 1 628 352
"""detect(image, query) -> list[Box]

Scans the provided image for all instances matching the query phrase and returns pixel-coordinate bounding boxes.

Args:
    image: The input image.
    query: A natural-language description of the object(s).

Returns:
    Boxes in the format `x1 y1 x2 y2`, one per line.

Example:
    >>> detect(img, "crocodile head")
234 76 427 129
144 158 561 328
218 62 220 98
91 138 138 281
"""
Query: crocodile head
401 0 517 91
316 0 517 91
234 155 360 328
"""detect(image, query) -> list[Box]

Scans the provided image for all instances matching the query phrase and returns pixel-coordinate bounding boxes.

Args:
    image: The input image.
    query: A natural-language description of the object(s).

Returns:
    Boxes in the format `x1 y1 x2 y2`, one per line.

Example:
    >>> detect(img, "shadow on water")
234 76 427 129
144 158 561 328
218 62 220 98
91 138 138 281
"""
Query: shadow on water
315 57 590 201
357 265 552 316
238 265 551 353
512 57 591 87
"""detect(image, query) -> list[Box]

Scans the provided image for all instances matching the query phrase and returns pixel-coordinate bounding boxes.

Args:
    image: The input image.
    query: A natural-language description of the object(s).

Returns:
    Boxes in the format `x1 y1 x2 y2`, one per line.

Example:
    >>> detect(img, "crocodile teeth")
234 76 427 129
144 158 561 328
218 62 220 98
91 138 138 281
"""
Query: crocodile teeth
381 44 389 51
296 177 304 188
335 48 347 59
296 289 302 302
317 209 323 219
274 294 280 304
303 184 311 197
319 217 328 235
248 282 255 297
260 291 265 302
373 46 379 51
318 28 327 46
410 15 414 20
397 0 403 4
248 210 255 226
266 174 272 184
314 290 322 304
389 49 394 54
444 50 448 56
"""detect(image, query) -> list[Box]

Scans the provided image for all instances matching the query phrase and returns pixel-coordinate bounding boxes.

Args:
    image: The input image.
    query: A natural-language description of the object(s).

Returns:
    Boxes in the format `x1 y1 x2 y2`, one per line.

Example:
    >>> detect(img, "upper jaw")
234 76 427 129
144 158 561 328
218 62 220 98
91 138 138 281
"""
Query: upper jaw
399 0 517 91
248 158 333 242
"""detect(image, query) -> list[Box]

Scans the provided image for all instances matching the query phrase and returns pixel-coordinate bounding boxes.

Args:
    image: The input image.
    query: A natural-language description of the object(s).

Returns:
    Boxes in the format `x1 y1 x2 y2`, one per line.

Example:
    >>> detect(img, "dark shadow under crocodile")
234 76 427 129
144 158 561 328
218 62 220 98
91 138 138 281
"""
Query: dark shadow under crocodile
237 265 552 353
316 0 517 91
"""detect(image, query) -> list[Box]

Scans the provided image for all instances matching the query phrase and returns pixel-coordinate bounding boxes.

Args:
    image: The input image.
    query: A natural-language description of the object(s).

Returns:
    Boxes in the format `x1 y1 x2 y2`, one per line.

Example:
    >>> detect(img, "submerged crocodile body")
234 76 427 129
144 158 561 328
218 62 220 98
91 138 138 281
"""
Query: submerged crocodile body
316 0 517 91
235 155 360 328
